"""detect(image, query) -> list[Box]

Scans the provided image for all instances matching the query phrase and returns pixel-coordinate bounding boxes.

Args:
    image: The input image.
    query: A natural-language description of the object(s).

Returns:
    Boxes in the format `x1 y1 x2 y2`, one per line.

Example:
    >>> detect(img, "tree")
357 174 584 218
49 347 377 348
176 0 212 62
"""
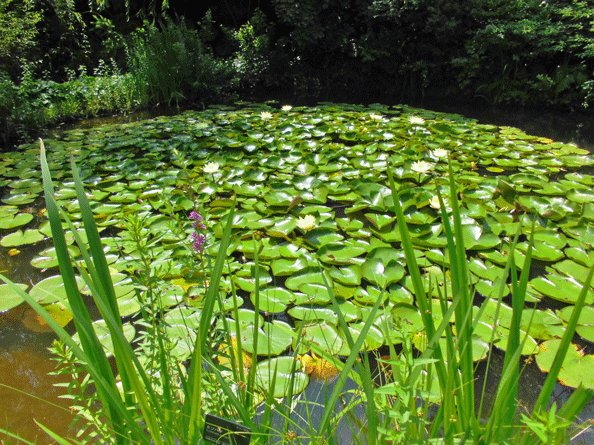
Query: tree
0 0 42 78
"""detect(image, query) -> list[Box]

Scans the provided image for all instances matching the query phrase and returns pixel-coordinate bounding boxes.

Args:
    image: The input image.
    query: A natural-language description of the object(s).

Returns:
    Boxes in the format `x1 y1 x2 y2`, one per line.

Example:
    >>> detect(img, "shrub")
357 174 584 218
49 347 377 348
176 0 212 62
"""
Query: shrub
126 16 238 107
0 0 42 79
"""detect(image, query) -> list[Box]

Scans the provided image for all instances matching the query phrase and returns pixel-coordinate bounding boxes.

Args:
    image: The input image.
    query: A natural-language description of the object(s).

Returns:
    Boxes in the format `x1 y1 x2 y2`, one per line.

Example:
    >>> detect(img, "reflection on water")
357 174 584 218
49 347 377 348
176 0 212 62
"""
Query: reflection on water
0 305 76 444
475 347 594 444
412 100 594 153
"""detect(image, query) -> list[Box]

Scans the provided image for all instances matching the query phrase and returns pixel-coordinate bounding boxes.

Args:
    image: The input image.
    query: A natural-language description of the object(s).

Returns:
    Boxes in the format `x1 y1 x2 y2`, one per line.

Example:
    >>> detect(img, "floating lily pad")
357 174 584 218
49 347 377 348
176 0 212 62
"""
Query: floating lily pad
1 229 45 247
72 319 135 357
254 286 295 313
22 302 73 332
29 275 85 304
0 213 34 230
241 320 293 356
0 283 29 312
536 339 594 389
295 321 343 356
529 274 594 304
254 356 309 397
361 256 405 289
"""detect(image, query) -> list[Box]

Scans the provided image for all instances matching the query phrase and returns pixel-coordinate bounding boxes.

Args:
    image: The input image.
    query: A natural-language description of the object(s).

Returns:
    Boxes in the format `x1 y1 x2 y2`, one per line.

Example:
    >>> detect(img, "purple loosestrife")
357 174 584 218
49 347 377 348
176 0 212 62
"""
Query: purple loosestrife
189 210 206 252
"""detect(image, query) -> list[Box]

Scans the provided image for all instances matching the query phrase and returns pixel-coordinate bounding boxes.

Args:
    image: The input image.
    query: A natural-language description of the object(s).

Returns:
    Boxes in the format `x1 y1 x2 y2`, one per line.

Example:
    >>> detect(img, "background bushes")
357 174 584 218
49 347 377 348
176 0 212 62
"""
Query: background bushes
261 0 594 108
126 17 238 107
2 0 594 145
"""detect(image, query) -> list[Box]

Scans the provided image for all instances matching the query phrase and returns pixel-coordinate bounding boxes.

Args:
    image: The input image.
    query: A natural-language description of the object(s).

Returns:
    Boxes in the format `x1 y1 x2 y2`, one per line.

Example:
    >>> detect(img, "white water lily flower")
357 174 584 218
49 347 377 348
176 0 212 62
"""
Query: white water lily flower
411 160 432 174
296 214 316 231
430 194 450 210
369 113 385 122
203 162 219 173
408 116 425 125
281 105 293 111
433 148 448 159
429 195 442 209
260 111 273 120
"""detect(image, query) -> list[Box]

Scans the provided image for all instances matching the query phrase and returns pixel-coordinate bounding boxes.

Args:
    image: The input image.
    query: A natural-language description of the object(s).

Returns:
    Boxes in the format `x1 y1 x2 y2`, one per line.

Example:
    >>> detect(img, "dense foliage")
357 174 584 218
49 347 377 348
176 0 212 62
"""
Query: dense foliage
1 0 594 143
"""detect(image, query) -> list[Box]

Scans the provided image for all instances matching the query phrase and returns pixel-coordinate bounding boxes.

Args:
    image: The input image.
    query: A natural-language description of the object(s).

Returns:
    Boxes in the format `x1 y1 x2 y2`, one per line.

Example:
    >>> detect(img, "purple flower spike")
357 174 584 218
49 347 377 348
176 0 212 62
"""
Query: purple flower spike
189 211 202 221
193 234 206 252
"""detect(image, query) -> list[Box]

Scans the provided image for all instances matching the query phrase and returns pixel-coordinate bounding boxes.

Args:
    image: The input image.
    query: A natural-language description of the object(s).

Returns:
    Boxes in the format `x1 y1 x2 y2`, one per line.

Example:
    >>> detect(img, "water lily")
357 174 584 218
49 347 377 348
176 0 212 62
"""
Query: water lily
281 105 292 111
260 111 273 120
408 116 425 125
429 195 441 209
411 160 432 174
433 148 448 159
369 113 385 122
296 214 316 231
203 162 219 173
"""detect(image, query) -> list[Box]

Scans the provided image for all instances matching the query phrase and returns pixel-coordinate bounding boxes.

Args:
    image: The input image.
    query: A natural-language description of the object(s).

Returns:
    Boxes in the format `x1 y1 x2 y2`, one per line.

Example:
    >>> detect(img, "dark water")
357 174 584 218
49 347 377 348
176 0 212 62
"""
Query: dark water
409 99 594 153
2 102 594 444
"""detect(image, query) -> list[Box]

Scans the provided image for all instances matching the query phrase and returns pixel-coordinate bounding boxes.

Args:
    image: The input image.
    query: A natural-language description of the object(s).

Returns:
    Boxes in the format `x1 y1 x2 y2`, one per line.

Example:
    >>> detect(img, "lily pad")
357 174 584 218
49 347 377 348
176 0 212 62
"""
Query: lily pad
29 275 85 304
1 229 45 247
536 339 594 389
254 287 295 314
0 213 34 229
0 283 29 312
241 320 293 356
254 356 309 397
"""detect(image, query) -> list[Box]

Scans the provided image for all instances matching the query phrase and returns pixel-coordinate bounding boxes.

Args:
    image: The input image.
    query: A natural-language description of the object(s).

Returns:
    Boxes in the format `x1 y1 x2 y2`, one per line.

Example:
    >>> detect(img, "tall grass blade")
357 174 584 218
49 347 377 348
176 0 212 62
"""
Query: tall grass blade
387 167 448 398
198 204 235 357
316 272 384 444
440 161 474 431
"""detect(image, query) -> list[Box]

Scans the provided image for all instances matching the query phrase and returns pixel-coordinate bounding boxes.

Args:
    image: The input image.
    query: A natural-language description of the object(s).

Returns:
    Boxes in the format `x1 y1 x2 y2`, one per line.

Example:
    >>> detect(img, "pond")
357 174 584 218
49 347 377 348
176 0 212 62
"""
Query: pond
1 101 594 444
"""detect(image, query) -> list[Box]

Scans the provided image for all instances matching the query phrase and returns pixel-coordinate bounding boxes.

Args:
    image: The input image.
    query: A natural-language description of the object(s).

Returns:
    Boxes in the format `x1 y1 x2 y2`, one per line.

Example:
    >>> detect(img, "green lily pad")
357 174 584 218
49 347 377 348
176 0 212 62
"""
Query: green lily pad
1 192 38 205
254 356 309 397
337 323 384 355
254 287 295 313
295 321 343 356
1 229 45 247
318 242 367 265
0 213 34 229
270 255 311 276
29 275 85 304
529 274 594 304
536 339 594 389
240 320 293 356
0 283 28 312
73 319 136 357
362 256 405 289
328 264 362 286
303 227 344 248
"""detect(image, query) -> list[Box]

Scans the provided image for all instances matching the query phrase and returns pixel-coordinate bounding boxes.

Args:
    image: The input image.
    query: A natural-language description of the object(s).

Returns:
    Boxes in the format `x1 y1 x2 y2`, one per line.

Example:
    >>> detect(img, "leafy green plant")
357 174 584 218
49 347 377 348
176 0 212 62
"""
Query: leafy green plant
231 9 272 89
0 0 42 79
126 16 238 107
366 160 594 444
